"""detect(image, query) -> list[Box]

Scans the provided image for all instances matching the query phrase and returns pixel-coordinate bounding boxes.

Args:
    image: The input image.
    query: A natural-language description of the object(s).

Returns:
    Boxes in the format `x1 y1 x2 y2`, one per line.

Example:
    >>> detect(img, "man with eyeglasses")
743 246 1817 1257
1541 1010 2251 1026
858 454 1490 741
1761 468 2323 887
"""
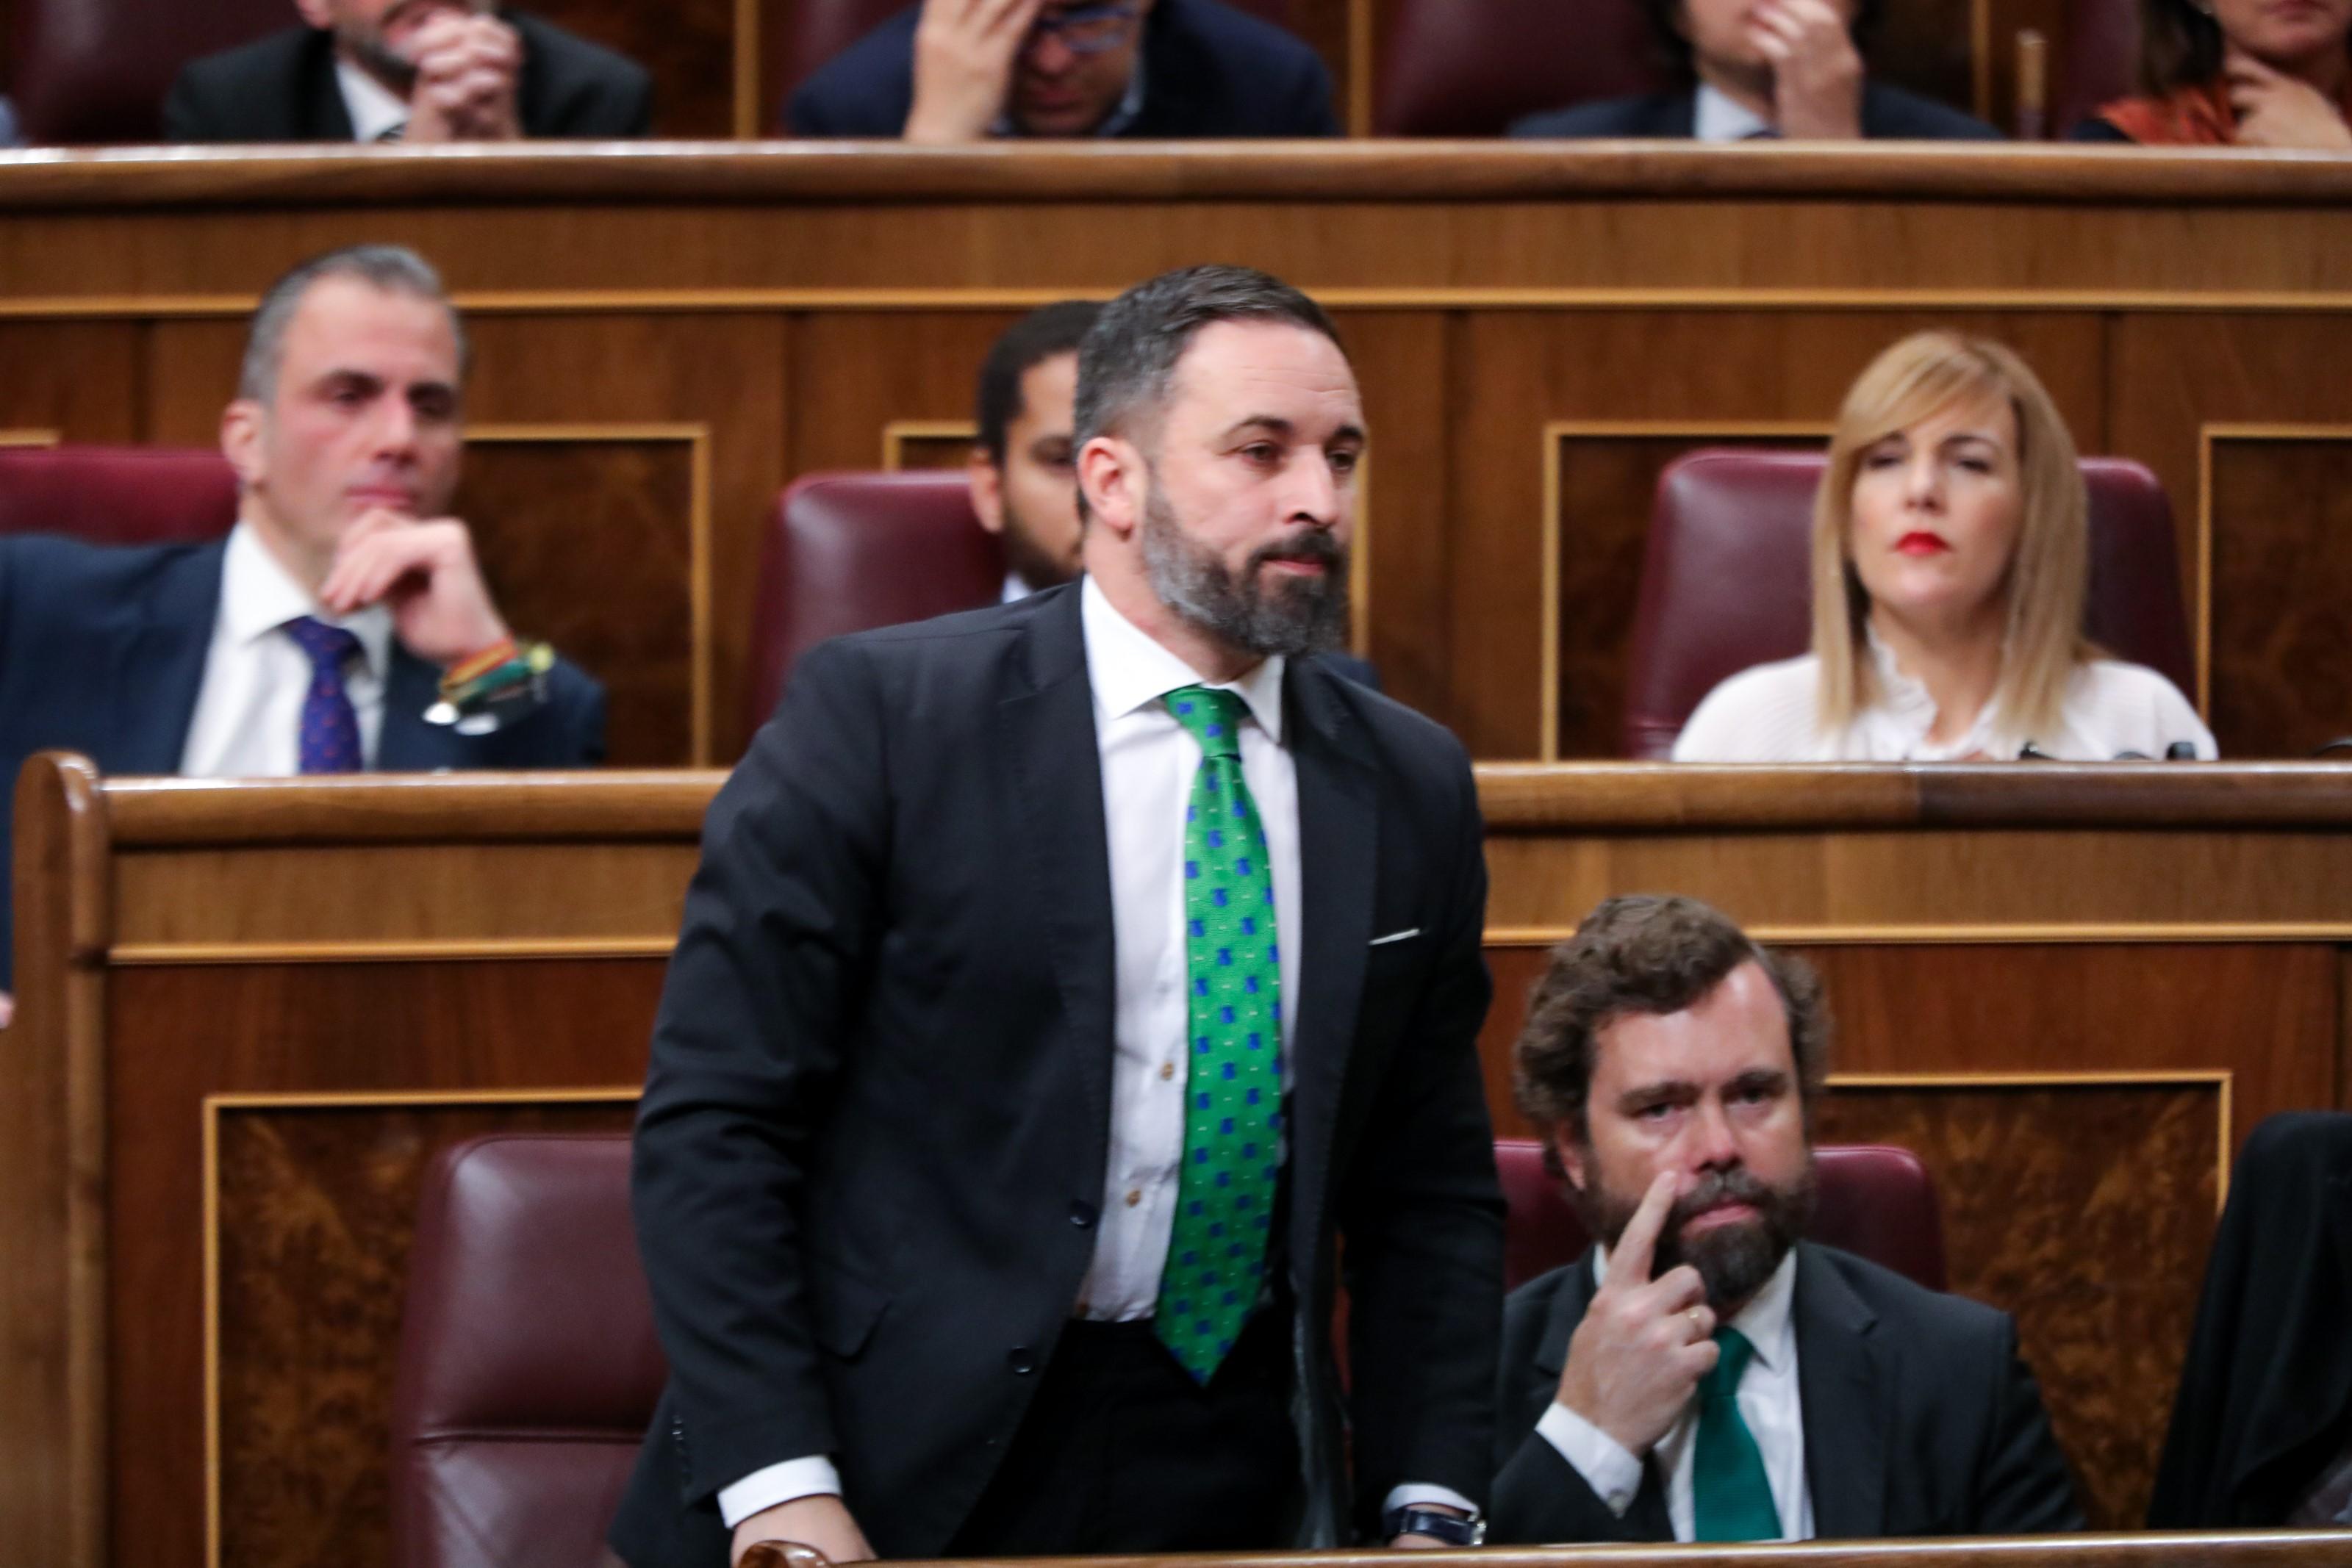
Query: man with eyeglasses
786 0 1338 141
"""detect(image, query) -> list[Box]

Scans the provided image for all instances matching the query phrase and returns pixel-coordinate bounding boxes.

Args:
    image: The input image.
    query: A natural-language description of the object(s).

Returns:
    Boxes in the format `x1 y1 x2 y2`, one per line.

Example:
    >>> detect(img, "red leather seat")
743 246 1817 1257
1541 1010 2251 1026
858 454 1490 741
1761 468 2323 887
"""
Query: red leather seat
1374 0 1664 136
9 0 288 143
769 0 1296 125
1620 449 2197 758
1496 1137 1948 1292
0 445 238 545
745 470 1005 734
389 1133 664 1568
2054 0 2140 137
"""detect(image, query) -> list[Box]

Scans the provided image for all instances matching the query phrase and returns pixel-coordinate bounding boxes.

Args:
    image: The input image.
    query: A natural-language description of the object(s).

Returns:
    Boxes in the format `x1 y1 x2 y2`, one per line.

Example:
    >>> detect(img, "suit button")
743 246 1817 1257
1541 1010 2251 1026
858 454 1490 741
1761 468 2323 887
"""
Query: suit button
1069 1200 1097 1229
1008 1347 1037 1375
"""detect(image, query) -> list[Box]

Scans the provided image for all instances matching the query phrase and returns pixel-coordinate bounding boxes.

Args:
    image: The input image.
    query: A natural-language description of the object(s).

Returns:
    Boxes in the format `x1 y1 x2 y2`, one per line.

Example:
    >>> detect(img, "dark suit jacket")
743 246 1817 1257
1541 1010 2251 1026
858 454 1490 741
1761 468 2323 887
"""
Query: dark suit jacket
162 10 652 143
1510 81 2001 140
786 0 1338 137
0 533 606 989
611 582 1502 1566
1490 1242 2083 1543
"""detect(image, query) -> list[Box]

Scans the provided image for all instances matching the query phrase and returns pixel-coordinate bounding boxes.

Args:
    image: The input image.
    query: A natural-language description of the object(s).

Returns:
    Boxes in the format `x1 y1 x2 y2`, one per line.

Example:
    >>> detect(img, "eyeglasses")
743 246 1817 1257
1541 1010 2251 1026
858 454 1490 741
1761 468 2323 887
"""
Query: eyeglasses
1028 1 1141 54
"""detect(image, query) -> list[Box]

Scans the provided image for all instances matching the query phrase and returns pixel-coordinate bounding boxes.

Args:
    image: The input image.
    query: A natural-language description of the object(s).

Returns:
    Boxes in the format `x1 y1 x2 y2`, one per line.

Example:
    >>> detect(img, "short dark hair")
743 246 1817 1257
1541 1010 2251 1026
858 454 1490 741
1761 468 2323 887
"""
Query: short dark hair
238 244 466 404
975 300 1101 466
1513 895 1831 1172
2135 0 2238 93
1074 264 1344 454
1638 0 1886 80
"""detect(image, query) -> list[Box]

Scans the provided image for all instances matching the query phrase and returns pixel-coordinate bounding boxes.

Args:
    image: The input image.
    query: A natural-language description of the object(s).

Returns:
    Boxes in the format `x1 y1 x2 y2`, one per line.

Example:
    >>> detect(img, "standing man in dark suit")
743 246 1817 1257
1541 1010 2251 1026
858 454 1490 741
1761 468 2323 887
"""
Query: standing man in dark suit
1511 0 1997 140
1491 895 2079 1544
614 265 1500 1567
164 1 650 143
788 0 1338 140
0 243 604 1017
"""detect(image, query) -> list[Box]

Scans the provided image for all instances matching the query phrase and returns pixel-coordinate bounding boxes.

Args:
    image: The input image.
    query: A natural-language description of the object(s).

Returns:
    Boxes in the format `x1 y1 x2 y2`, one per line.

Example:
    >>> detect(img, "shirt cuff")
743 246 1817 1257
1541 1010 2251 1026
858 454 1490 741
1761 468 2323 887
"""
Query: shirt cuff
717 1456 843 1530
1382 1482 1481 1522
1535 1402 1643 1517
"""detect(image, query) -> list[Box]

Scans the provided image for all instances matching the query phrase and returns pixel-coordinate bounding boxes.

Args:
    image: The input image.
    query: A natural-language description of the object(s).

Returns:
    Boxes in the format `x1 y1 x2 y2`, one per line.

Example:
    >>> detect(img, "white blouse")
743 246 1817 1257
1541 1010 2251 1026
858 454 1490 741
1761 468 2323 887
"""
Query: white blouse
1671 640 2218 762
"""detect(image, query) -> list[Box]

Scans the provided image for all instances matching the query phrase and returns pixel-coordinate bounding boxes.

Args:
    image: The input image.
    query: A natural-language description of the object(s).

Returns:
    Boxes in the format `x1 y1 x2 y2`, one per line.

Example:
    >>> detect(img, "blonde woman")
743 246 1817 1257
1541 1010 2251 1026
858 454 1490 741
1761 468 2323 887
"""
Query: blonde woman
1674 332 2215 761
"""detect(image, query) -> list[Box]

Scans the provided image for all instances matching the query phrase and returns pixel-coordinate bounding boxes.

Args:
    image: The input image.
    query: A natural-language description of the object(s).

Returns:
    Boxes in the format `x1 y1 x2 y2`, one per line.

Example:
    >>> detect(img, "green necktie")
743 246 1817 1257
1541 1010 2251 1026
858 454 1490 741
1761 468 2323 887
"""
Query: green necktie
1692 1326 1782 1542
1154 686 1283 1385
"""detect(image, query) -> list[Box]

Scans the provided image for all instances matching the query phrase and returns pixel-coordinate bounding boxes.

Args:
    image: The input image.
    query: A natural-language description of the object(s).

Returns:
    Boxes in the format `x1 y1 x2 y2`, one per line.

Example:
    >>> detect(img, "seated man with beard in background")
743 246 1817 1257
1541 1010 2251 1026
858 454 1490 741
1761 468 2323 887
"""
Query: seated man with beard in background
1491 894 2081 1544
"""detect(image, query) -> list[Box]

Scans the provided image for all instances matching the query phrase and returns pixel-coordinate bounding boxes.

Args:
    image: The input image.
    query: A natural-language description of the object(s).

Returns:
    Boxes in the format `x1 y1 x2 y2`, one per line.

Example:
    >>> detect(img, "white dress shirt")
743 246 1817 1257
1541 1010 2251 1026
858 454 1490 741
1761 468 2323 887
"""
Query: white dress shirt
334 59 411 143
1672 637 2219 763
1694 84 1773 142
721 578 1467 1529
1000 570 1032 605
179 522 392 777
1536 1248 1813 1542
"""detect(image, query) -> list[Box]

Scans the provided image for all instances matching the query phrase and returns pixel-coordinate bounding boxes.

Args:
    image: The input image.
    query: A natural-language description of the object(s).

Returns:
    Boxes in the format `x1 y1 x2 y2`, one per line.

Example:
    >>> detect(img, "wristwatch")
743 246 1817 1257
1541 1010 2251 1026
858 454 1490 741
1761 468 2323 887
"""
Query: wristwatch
1382 1506 1486 1546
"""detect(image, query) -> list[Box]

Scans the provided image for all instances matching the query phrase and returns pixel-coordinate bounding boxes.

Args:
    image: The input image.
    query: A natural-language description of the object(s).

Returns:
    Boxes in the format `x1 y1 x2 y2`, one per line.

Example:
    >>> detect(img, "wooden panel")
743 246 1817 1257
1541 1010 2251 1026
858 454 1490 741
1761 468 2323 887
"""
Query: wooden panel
2206 434 2352 760
1339 310 1452 718
105 961 665 1568
1815 1080 2221 1530
457 433 700 766
528 0 736 139
212 1096 637 1568
0 322 142 442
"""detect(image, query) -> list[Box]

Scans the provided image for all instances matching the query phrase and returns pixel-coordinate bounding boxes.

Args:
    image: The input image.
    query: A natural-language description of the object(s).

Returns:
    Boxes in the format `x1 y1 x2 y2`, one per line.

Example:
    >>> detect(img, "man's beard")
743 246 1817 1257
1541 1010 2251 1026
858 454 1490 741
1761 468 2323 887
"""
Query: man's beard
1138 478 1349 659
1582 1157 1817 1312
998 498 1081 593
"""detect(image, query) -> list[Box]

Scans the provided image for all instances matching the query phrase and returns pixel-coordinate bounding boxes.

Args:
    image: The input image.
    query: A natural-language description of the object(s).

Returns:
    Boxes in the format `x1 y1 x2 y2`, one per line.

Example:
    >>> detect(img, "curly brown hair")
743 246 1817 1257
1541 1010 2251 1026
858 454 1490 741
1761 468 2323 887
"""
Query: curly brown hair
1513 895 1832 1175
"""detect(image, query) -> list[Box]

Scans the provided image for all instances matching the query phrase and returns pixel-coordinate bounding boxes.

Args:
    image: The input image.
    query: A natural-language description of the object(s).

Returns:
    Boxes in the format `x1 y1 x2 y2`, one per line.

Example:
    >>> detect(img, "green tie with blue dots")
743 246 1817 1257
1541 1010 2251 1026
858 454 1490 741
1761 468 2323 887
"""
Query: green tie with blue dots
1155 685 1283 1384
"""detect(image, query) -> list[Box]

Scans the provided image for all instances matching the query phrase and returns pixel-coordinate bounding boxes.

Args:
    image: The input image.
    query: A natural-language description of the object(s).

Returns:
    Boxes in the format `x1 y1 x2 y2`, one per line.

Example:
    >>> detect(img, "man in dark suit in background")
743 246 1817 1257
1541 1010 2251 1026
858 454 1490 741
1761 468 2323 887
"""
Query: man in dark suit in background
1511 0 1996 140
0 244 604 1017
1491 894 2079 1544
614 265 1499 1567
165 0 650 143
789 0 1338 140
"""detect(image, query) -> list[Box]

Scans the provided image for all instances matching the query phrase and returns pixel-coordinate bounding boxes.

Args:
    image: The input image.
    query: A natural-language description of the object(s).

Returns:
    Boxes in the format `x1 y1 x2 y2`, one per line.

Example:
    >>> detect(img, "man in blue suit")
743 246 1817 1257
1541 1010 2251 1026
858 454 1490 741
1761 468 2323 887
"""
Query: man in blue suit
788 0 1338 140
0 244 603 1012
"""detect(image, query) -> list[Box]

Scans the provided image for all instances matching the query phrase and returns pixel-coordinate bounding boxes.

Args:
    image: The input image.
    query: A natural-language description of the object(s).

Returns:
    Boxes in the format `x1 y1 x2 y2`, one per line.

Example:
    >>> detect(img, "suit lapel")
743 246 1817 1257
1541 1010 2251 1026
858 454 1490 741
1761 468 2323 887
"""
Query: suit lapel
1281 662 1379 1282
301 30 359 139
112 541 226 774
1000 587 1118 1173
1796 1244 1890 1538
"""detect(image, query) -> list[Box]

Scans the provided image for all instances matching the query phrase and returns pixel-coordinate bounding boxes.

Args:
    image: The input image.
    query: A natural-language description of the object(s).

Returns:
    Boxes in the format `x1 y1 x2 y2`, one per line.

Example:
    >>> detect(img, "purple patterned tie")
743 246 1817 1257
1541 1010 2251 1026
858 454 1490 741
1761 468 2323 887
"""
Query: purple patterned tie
283 616 364 774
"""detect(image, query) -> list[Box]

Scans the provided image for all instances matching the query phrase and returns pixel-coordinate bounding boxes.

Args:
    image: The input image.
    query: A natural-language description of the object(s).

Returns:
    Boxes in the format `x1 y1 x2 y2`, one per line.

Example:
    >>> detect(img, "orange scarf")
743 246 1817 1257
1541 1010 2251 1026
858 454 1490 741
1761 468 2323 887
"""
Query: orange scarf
2095 82 2241 144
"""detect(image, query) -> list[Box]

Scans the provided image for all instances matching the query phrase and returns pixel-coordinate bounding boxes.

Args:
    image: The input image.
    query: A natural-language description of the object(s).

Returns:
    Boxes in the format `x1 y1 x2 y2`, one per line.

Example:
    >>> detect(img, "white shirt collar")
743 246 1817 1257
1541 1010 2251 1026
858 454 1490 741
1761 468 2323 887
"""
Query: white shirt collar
221 520 394 680
1591 1237 1800 1375
1695 82 1773 143
1862 623 2013 760
1079 574 1286 744
1001 571 1032 605
334 57 412 143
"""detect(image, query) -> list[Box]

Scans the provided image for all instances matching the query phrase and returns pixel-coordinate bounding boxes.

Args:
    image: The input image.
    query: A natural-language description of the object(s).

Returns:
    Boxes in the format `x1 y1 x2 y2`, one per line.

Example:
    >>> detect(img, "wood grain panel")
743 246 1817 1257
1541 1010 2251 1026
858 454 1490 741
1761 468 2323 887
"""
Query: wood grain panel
456 434 699 766
212 1097 637 1568
1338 310 1452 719
528 0 736 139
1815 1080 2222 1530
104 960 665 1568
789 310 1028 478
0 322 141 442
2205 435 2352 760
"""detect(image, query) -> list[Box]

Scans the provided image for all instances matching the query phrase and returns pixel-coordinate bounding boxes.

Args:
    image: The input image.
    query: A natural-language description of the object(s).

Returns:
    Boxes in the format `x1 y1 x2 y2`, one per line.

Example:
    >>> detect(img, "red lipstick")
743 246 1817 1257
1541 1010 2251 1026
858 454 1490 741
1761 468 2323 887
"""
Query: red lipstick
1896 531 1951 555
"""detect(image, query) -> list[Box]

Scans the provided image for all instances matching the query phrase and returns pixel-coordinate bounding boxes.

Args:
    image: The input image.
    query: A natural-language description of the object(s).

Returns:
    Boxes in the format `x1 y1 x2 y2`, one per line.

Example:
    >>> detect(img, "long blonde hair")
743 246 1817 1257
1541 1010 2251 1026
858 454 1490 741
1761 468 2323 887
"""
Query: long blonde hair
1811 331 2093 743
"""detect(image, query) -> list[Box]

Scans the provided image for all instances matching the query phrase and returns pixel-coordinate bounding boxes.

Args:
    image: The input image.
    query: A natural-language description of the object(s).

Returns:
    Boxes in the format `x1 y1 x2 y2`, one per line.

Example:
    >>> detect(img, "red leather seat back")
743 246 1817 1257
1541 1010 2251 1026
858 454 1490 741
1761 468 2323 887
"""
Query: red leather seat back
1621 448 2196 758
2055 0 2142 136
1374 0 1665 136
390 1133 664 1568
769 0 1295 121
745 470 1005 734
1497 1137 1948 1292
11 0 290 143
0 445 239 545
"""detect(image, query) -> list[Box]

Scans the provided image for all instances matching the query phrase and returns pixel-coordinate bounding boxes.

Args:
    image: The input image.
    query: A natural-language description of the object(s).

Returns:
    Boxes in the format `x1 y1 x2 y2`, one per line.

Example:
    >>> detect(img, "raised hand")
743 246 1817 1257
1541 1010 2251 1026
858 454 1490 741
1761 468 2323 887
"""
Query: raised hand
2226 48 2352 150
1552 1170 1721 1457
904 0 1045 143
402 12 525 142
316 511 511 668
1752 0 1864 140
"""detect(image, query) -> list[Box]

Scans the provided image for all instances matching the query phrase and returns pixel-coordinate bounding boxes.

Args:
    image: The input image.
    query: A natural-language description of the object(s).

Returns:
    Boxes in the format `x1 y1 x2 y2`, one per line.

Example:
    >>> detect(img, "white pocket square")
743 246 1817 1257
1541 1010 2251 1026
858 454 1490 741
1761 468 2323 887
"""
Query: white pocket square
1368 927 1421 946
